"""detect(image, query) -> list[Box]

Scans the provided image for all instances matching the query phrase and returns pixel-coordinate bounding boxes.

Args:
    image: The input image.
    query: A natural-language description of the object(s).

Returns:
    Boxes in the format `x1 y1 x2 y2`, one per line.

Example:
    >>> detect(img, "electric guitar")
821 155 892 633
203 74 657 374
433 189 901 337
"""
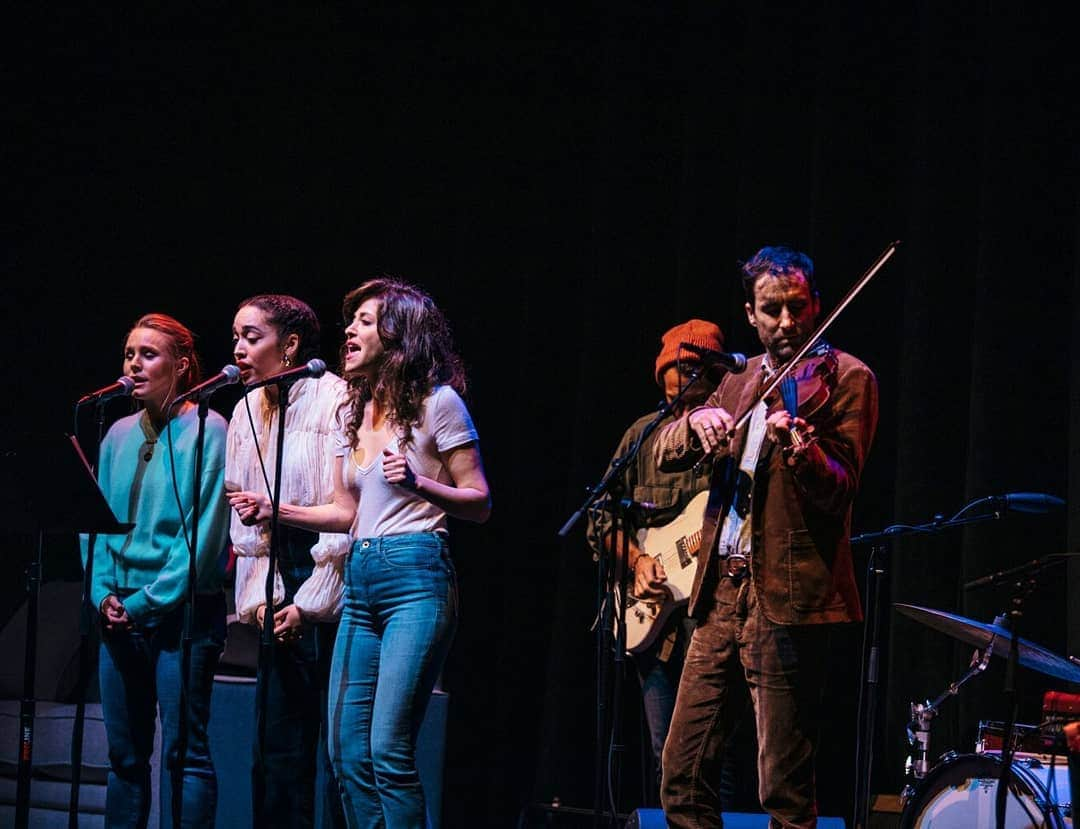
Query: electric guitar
615 490 709 654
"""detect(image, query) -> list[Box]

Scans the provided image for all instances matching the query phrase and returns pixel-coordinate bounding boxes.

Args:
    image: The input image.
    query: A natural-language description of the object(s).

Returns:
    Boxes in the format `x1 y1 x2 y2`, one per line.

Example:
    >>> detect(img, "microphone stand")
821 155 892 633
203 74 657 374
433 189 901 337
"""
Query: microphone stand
992 592 1026 829
7 427 131 829
166 396 210 827
67 401 110 827
848 495 1031 829
594 480 630 829
253 381 291 826
558 368 709 827
964 555 1070 829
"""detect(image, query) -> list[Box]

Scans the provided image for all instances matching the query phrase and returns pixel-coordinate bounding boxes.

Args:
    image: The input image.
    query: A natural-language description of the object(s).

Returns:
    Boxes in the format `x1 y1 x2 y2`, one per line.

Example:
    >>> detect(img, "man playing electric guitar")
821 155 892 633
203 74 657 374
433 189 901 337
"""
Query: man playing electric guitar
587 319 757 809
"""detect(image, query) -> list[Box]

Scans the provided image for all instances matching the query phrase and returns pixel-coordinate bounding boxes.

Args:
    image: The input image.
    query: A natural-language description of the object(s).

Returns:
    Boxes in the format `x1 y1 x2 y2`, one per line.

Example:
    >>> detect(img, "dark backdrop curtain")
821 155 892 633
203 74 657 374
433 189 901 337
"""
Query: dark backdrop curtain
2 3 1078 826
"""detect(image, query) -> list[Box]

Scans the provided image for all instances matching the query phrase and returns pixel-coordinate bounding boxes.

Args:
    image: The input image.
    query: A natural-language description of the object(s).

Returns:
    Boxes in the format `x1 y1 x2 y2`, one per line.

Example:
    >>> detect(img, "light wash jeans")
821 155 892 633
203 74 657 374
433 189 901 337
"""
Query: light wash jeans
328 533 457 828
98 591 226 829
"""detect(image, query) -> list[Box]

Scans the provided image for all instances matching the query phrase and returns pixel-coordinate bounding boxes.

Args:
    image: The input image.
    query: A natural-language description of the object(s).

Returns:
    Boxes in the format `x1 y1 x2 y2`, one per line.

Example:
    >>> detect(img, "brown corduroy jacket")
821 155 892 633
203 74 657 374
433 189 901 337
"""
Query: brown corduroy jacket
653 349 878 625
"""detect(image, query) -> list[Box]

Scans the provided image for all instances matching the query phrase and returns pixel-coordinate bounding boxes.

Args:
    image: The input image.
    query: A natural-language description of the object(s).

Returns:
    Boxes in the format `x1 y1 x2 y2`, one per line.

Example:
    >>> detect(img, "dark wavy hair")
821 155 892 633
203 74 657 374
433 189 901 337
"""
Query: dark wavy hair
739 245 818 304
235 294 322 364
131 312 203 393
340 277 466 448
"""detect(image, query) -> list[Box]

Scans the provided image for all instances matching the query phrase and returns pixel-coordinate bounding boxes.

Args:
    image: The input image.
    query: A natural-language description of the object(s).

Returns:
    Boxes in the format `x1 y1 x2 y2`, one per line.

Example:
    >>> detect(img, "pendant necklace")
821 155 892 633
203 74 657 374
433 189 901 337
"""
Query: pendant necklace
139 411 160 462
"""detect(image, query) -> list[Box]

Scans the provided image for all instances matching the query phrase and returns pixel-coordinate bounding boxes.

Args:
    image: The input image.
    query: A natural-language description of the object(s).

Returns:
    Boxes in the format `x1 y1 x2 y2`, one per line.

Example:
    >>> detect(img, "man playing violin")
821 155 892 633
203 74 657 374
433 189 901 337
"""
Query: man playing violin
652 245 878 828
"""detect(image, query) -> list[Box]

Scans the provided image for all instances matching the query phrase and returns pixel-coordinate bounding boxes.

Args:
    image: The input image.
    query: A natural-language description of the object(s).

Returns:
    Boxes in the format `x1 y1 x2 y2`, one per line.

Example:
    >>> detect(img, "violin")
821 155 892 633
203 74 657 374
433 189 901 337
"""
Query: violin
764 349 838 453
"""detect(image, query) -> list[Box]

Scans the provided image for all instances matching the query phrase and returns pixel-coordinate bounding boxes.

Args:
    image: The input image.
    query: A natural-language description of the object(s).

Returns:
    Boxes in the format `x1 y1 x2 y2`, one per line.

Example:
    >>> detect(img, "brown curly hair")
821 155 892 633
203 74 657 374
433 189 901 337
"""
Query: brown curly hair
340 277 466 448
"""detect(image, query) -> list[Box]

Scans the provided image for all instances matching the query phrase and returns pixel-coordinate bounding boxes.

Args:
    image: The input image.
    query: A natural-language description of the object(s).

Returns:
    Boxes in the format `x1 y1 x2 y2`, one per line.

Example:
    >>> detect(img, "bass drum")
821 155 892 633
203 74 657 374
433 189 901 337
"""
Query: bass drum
900 752 1070 828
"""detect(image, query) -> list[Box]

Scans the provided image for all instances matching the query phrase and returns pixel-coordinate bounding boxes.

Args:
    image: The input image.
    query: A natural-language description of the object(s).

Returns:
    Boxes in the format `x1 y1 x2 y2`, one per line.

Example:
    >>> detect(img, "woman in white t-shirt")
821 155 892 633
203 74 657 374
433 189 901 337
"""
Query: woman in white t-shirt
228 277 491 827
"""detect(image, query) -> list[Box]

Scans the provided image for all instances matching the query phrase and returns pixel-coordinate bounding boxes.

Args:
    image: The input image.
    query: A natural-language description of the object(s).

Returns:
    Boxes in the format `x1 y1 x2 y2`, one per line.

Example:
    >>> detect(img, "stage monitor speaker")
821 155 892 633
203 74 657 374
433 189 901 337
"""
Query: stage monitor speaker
159 677 449 828
626 809 846 828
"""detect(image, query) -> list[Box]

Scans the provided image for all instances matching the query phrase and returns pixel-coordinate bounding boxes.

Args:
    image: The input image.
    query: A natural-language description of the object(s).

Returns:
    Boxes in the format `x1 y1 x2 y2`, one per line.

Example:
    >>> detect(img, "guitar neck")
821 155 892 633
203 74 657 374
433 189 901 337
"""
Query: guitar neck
658 529 700 565
638 490 710 571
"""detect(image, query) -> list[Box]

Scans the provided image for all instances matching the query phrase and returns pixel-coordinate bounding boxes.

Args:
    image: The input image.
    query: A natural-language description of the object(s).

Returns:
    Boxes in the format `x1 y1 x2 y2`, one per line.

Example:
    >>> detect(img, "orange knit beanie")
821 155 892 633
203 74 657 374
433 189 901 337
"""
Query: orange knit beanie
654 319 725 386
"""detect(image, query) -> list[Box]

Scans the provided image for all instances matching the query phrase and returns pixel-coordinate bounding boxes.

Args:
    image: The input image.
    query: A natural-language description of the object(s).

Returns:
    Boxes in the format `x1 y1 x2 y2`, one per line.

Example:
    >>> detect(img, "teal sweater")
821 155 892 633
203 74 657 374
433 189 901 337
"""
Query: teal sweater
80 406 230 624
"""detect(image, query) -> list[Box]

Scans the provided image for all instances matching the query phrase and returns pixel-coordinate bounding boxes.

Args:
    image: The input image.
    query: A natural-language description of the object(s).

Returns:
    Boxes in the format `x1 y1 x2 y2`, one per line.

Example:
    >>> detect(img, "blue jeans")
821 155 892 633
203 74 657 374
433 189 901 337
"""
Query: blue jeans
99 591 226 829
328 533 457 828
634 617 689 805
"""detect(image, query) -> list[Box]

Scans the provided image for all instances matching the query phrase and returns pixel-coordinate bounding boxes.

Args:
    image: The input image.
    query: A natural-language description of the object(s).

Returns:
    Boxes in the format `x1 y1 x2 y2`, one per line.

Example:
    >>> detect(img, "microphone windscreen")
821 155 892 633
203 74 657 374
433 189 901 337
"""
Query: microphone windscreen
1005 492 1066 514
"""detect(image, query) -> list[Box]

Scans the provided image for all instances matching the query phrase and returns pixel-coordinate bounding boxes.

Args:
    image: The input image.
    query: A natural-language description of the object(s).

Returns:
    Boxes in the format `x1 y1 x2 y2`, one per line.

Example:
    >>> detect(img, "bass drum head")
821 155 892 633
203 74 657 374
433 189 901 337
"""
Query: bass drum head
900 753 1068 828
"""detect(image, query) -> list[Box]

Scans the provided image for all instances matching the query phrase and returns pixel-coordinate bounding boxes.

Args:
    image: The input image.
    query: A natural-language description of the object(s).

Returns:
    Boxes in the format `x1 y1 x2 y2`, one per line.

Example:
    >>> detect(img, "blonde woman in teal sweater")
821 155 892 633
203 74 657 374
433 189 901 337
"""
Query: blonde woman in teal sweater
81 312 230 828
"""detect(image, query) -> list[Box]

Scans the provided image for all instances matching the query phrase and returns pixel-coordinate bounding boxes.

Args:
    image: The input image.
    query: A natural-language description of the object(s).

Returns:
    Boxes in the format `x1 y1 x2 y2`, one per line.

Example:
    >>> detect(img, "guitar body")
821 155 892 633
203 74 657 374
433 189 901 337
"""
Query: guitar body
618 490 709 655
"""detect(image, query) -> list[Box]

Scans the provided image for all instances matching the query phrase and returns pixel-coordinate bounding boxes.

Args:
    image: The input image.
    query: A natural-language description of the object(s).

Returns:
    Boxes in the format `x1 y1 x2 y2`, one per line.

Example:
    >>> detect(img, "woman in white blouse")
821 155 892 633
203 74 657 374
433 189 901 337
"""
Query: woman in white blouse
226 294 348 828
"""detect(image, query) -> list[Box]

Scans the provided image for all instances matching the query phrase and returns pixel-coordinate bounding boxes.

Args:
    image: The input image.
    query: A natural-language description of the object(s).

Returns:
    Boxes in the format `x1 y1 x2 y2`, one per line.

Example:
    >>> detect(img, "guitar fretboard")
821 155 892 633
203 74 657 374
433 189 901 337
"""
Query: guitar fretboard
664 530 701 570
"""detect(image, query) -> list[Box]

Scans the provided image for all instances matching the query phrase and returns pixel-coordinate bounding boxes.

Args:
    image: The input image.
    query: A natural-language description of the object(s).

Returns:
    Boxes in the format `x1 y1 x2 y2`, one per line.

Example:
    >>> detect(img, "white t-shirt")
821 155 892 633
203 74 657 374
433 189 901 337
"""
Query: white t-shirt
335 384 479 539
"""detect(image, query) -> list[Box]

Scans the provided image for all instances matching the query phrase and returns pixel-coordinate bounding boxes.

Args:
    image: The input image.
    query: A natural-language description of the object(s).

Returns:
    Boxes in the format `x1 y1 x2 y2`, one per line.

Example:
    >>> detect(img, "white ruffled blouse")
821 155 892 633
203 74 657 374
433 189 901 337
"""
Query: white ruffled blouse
225 372 351 624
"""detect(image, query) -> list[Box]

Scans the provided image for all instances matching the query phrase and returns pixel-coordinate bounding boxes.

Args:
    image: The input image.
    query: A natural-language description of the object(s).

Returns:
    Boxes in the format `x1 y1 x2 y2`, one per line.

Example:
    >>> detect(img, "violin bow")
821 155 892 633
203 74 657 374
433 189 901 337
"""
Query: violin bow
730 239 902 433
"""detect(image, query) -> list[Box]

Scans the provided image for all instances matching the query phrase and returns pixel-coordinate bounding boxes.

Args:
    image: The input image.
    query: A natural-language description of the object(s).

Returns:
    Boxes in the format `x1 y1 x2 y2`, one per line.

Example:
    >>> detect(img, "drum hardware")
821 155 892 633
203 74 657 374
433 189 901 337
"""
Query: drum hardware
1042 691 1080 748
898 752 1068 828
894 600 1080 824
900 644 997 806
977 720 1062 758
980 750 1072 818
851 497 1067 829
889 524 1074 826
977 718 1072 814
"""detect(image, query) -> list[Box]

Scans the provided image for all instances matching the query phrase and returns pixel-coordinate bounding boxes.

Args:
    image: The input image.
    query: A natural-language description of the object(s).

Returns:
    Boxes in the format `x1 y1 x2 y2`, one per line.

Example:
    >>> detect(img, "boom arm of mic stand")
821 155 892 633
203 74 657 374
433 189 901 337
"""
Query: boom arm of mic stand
850 507 1004 546
168 396 212 826
69 402 111 824
253 385 290 824
557 367 708 538
962 552 1075 591
851 500 999 829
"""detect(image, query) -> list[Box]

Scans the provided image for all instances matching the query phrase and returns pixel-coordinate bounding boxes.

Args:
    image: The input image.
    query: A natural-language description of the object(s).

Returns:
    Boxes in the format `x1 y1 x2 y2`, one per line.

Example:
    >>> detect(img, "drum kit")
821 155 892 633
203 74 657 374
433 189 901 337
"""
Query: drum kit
893 602 1080 828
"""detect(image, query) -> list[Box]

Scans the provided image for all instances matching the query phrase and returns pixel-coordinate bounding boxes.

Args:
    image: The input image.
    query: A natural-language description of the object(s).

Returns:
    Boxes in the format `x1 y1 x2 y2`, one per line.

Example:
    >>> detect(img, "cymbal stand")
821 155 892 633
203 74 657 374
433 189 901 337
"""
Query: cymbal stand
900 642 995 805
994 575 1041 829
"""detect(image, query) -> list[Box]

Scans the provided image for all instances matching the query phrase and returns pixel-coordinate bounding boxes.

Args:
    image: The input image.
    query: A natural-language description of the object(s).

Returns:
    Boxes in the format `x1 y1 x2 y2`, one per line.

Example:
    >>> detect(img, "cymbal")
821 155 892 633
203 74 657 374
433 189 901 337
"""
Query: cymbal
893 603 1080 684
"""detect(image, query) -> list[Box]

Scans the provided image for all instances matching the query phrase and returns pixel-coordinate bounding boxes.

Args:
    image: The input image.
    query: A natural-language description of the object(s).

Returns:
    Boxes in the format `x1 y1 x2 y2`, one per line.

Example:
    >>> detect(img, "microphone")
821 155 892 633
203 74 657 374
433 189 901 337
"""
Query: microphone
679 342 748 374
992 492 1066 514
76 376 135 406
244 358 327 391
963 553 1071 591
170 364 242 406
594 497 659 514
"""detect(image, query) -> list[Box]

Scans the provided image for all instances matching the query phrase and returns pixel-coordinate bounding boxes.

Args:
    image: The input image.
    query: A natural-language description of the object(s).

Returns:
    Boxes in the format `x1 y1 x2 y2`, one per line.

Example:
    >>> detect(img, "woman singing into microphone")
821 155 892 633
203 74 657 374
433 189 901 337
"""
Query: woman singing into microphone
81 312 229 827
228 277 491 826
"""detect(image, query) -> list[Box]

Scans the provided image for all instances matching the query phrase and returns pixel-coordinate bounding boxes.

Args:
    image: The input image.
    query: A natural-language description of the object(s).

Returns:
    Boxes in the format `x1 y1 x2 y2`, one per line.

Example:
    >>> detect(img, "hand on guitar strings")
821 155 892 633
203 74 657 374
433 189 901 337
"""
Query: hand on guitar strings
632 555 669 600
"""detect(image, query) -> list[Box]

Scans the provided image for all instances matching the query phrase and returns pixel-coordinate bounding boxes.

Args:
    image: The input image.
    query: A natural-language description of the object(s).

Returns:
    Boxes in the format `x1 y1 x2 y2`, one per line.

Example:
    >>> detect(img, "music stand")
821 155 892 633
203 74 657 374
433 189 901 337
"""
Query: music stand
0 432 132 829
